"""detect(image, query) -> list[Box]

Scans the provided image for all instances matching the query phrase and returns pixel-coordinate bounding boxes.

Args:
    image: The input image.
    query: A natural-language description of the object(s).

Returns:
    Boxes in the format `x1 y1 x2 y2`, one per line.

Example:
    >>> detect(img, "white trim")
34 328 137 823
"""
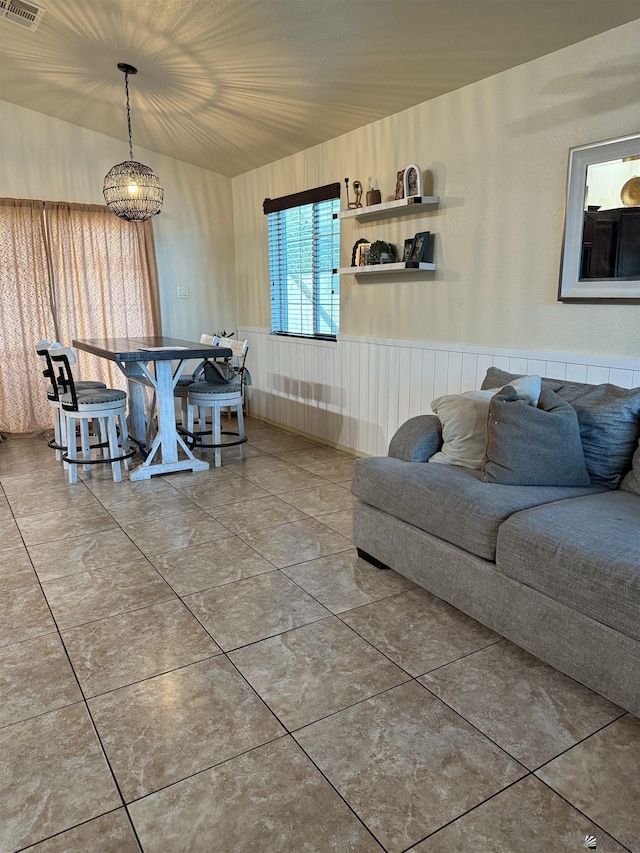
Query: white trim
239 326 640 456
242 327 640 371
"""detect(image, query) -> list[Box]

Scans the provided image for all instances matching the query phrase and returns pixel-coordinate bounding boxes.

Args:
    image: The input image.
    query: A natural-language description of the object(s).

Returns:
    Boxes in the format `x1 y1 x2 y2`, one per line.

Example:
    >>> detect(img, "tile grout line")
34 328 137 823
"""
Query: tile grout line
2 490 146 850
0 430 309 849
11 806 135 853
532 772 634 853
77 481 398 851
4 432 631 851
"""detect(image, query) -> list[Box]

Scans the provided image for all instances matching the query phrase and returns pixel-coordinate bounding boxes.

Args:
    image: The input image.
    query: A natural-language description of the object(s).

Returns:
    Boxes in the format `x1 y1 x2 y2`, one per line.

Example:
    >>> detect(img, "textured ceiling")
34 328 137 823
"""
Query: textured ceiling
0 0 638 176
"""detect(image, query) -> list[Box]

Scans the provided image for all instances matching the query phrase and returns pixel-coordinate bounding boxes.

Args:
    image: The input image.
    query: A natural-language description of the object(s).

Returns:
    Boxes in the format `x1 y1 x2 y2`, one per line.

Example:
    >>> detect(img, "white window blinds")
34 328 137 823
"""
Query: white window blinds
265 184 340 339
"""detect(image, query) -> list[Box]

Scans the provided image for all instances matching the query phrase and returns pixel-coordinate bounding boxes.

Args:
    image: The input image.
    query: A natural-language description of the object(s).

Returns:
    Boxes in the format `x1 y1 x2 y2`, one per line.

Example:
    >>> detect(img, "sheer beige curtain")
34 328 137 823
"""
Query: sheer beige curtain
46 202 160 391
0 199 57 434
0 198 160 434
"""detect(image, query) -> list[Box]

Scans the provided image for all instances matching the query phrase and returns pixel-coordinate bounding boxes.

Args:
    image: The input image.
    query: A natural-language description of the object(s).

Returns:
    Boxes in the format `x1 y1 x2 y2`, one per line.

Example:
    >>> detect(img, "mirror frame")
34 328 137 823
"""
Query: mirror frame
558 133 640 303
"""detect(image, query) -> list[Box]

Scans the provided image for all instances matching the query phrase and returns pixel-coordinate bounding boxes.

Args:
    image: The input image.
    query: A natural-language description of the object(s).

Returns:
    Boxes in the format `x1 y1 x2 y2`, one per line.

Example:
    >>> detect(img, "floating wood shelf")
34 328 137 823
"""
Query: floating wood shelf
337 196 439 222
338 262 436 276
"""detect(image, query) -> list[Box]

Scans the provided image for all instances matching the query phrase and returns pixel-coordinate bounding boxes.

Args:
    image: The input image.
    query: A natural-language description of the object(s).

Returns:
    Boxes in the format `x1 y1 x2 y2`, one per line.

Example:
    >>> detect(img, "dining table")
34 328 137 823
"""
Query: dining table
72 336 233 480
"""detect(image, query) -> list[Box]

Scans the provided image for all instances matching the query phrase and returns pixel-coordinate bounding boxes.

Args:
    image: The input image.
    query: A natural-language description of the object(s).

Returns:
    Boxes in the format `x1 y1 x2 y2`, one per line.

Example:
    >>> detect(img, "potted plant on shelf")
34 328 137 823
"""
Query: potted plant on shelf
368 240 397 264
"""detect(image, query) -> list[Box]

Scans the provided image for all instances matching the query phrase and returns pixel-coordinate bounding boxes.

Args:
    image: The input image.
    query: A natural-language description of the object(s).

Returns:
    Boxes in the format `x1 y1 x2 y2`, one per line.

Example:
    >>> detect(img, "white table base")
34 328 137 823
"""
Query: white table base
119 359 208 480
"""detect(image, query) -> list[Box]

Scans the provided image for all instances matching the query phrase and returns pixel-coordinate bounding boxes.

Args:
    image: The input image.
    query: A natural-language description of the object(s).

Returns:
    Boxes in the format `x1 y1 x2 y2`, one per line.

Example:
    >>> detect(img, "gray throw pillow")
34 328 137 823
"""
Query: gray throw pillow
481 386 591 486
428 374 541 469
620 439 640 497
482 367 640 489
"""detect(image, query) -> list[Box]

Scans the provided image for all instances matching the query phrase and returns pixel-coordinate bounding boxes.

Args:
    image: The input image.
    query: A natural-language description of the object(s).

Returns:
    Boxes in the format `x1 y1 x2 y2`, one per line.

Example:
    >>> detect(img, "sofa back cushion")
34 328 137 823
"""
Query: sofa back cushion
482 387 590 486
429 374 541 470
482 367 640 489
620 439 640 497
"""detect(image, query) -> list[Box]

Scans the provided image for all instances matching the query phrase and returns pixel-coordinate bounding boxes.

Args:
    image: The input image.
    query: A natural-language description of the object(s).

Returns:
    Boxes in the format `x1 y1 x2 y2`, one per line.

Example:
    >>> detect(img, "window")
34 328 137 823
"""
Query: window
264 182 340 339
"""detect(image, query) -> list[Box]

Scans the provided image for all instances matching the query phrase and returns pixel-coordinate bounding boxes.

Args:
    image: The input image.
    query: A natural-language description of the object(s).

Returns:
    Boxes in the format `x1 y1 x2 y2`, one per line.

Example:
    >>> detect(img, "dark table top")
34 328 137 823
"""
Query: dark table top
72 336 233 363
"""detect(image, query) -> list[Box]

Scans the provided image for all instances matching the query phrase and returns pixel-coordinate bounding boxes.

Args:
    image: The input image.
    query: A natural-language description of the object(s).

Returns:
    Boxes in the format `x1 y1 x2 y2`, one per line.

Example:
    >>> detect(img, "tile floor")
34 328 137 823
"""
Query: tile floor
0 422 638 853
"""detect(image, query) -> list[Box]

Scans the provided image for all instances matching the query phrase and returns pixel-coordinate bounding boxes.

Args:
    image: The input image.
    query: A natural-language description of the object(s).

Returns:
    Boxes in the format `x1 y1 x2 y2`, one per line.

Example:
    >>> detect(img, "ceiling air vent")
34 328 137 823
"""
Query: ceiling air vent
0 0 46 31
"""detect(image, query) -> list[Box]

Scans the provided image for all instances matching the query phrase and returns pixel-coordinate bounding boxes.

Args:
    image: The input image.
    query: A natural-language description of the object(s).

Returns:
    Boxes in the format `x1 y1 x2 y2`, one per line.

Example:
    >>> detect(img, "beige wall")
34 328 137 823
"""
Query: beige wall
2 21 639 360
232 21 640 359
0 100 237 341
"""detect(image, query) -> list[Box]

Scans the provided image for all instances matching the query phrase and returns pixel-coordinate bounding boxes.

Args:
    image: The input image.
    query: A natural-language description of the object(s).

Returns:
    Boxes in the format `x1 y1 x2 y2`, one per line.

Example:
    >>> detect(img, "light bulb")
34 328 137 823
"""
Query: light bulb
127 183 139 196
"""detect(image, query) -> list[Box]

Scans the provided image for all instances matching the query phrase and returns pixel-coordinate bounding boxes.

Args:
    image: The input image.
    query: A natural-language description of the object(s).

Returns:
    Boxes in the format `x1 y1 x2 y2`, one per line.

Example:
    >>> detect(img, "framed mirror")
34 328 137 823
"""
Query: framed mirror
558 133 640 302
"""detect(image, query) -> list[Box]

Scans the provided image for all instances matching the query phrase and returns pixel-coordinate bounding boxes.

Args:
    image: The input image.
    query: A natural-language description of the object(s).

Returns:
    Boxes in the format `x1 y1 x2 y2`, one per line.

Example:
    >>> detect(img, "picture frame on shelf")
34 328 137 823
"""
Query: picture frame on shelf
351 238 370 267
395 170 405 200
403 164 423 198
402 238 414 262
408 231 430 263
356 242 371 266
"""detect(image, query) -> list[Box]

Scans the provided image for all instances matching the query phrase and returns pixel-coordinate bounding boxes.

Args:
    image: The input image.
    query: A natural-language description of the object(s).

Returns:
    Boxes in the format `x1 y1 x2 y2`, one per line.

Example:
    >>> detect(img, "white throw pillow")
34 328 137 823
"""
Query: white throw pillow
428 374 542 469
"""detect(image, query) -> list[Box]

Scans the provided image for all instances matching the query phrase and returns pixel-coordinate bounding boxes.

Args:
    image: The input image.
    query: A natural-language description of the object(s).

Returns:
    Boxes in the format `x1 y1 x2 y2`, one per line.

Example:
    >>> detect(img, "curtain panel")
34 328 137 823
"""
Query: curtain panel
0 198 160 434
0 199 57 433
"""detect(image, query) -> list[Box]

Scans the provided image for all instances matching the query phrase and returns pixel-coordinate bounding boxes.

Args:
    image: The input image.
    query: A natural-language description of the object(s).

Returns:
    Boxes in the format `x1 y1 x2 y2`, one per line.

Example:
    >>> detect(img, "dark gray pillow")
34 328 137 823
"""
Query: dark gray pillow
481 386 591 486
620 440 640 497
482 367 640 489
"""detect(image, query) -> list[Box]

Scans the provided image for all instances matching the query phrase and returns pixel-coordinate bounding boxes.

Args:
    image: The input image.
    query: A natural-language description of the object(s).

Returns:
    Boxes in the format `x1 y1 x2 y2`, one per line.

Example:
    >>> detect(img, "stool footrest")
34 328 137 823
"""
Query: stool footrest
177 426 248 451
62 447 137 466
49 438 109 452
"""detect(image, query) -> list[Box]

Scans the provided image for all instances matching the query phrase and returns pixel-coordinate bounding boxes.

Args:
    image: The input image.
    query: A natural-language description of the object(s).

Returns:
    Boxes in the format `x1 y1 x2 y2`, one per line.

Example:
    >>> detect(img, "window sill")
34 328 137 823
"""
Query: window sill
270 332 337 346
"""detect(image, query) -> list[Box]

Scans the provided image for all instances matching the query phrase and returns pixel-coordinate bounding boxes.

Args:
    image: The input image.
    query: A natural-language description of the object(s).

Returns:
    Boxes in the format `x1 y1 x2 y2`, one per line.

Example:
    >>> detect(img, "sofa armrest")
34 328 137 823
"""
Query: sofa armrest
388 415 443 462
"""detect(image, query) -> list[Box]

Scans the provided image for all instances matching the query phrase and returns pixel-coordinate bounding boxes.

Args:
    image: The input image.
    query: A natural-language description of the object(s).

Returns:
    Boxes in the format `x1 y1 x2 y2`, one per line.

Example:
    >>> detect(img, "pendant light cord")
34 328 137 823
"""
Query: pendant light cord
124 70 134 161
104 62 163 221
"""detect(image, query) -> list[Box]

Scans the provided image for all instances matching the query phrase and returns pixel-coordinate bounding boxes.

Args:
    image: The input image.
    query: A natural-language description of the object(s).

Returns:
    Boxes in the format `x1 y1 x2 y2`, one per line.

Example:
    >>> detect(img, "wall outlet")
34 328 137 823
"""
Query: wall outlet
176 286 190 299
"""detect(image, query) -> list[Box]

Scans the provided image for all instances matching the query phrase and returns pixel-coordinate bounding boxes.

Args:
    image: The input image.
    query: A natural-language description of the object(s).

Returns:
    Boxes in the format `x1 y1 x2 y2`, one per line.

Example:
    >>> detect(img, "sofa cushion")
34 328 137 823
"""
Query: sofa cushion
429 374 541 470
388 415 442 462
496 491 640 641
621 439 640 497
352 456 604 561
482 387 590 486
482 367 640 489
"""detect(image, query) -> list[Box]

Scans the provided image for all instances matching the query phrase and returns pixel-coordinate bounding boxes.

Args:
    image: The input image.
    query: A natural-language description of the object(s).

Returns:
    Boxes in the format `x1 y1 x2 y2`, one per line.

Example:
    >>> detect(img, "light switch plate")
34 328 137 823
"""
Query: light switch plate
176 286 190 299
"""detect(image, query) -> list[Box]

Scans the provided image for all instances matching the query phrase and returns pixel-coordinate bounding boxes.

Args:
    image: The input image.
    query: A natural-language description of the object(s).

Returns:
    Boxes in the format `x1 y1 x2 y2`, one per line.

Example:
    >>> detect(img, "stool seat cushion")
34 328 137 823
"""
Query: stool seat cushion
61 388 127 407
175 375 193 387
77 380 108 390
188 380 242 396
48 380 107 399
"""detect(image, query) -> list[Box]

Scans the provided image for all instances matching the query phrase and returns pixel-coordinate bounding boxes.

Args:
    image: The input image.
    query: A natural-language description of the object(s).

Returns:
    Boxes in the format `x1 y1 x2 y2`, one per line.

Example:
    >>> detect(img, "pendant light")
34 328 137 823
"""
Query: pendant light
103 63 163 221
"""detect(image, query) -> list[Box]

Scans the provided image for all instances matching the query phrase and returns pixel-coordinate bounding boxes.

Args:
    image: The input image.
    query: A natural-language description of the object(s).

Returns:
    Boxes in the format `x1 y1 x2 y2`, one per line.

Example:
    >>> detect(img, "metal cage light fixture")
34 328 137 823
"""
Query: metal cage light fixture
103 63 163 221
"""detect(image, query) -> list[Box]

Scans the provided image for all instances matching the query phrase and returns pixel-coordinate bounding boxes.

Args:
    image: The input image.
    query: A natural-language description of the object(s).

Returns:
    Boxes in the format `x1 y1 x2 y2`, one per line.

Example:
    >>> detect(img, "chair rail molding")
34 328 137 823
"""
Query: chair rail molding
239 327 640 457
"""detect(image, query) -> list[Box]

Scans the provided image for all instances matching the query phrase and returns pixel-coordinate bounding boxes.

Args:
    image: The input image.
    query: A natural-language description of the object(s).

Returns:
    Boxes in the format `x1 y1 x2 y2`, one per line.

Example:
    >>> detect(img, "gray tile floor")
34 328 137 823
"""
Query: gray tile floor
0 423 638 852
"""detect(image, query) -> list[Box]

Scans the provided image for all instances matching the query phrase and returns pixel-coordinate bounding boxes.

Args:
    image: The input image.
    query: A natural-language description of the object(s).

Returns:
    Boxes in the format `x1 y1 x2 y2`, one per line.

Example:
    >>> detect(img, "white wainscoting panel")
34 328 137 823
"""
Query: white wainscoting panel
239 328 640 457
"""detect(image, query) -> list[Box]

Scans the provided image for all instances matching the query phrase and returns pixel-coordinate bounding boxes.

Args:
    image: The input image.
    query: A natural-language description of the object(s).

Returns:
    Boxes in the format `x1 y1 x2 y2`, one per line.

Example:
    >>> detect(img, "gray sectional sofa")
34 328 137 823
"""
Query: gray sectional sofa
352 369 640 716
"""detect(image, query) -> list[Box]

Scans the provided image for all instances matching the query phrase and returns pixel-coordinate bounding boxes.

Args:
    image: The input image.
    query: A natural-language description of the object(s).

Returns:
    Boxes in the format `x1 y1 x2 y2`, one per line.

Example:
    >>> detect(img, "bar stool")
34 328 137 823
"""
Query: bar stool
35 340 106 462
48 346 135 484
173 333 215 427
185 338 249 467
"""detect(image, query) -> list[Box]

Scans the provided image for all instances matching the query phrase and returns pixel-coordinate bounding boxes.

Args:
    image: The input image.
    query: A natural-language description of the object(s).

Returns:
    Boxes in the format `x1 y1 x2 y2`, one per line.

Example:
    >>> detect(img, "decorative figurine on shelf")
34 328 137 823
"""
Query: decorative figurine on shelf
366 177 381 206
344 177 351 207
345 177 363 208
